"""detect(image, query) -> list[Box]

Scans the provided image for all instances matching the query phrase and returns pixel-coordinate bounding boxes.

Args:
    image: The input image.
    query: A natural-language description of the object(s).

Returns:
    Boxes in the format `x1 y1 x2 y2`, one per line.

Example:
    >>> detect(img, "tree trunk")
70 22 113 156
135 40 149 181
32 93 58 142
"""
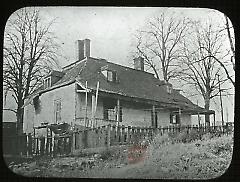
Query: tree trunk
16 100 24 135
204 97 210 127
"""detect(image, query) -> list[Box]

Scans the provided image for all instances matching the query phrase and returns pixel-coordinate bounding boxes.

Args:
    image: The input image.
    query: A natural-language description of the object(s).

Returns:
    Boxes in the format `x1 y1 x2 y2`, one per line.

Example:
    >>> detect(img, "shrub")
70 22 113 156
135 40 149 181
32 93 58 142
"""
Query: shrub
201 133 212 141
167 128 200 144
174 129 188 143
152 133 171 147
203 135 233 155
100 149 113 160
187 129 200 142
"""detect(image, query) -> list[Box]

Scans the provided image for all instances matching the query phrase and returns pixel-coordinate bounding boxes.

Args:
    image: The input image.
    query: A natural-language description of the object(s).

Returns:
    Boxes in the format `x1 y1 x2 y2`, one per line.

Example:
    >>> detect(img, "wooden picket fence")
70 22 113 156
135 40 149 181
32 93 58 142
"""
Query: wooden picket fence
3 124 233 158
31 135 72 157
72 125 156 151
3 134 72 157
3 134 30 156
71 124 233 152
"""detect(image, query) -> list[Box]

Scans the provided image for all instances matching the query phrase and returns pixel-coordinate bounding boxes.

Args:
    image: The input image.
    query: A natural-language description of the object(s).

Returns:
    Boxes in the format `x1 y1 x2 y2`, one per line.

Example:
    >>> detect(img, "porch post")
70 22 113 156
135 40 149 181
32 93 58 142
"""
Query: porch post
152 105 156 128
84 81 88 127
178 108 181 125
197 112 200 126
117 99 120 126
91 94 96 128
213 113 216 128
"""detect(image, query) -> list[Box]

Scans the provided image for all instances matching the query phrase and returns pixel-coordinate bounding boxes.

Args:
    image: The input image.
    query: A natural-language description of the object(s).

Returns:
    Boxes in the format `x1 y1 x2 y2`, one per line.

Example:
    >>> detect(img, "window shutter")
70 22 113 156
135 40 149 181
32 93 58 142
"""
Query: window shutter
176 114 180 124
170 113 173 124
112 71 116 82
119 106 122 122
151 110 154 126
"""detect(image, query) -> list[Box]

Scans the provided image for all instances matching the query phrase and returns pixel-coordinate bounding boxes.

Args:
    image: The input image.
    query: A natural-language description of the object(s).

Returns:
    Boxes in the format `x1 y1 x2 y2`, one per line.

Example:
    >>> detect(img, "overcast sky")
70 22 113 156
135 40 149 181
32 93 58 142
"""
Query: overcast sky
4 7 234 123
36 7 227 66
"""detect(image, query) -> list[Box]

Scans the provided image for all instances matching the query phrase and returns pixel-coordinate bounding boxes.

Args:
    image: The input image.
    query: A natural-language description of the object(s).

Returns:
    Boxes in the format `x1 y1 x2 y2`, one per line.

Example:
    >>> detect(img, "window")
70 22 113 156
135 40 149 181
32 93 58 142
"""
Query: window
54 99 61 123
104 108 116 121
103 99 122 122
170 113 180 124
107 71 113 82
101 66 118 83
107 70 117 82
44 77 51 89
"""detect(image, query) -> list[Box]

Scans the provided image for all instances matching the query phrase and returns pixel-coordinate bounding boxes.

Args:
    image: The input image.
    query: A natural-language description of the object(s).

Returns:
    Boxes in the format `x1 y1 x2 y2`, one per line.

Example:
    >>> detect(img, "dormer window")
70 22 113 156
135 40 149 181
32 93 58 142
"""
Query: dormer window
101 66 118 83
44 77 51 89
107 70 117 82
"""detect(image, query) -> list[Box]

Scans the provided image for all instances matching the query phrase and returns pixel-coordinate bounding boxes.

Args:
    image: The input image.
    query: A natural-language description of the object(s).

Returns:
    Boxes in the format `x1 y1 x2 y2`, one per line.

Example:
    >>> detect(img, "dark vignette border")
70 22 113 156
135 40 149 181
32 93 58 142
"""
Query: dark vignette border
1 0 239 182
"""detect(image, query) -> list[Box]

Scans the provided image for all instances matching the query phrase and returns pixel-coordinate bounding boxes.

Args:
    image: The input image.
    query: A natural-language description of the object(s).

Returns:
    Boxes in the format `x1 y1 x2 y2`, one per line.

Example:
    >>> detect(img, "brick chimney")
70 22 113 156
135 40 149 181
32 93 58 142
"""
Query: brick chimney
75 39 91 60
133 57 144 71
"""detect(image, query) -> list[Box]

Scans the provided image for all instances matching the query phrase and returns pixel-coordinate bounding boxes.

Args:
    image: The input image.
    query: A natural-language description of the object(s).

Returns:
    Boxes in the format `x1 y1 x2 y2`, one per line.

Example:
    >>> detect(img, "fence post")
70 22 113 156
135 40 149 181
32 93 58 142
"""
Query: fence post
121 125 125 144
23 134 27 156
107 124 111 148
71 132 75 154
45 136 48 156
62 137 65 155
28 134 32 156
116 125 120 144
127 126 131 144
132 127 136 144
36 138 39 155
187 125 189 134
40 137 45 156
53 137 57 157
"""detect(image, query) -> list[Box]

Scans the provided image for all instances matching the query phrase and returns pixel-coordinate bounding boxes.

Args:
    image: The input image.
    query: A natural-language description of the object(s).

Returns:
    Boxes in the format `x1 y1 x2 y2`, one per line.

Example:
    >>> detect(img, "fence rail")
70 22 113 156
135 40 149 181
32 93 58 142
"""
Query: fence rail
72 124 233 151
3 124 233 157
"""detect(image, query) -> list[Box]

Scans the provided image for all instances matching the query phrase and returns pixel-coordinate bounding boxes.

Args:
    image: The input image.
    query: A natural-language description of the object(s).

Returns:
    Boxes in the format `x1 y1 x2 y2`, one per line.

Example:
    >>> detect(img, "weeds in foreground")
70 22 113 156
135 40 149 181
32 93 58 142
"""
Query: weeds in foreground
146 134 233 179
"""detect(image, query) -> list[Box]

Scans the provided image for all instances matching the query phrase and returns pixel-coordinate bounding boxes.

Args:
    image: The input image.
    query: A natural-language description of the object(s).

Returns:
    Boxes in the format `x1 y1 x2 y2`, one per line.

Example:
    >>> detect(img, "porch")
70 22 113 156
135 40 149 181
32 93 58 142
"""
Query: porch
75 82 216 129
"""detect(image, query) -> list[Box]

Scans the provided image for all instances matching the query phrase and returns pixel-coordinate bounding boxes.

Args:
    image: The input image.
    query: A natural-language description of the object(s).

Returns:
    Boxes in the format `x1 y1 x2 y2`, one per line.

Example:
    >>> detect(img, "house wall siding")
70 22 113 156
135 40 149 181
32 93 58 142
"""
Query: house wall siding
23 83 76 135
24 85 193 135
157 110 171 127
122 107 151 127
180 114 191 125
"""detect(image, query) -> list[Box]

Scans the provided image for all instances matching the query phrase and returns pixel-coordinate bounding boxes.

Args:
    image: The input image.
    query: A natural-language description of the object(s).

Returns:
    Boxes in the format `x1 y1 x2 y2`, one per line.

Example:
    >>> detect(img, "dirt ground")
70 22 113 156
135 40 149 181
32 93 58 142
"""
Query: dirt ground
7 134 233 179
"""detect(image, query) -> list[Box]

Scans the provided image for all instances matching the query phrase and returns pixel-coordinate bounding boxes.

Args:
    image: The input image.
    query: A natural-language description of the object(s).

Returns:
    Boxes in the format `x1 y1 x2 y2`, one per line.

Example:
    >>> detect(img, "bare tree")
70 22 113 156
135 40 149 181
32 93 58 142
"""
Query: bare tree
3 8 60 134
132 11 189 81
178 21 230 126
224 15 235 63
214 14 235 87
